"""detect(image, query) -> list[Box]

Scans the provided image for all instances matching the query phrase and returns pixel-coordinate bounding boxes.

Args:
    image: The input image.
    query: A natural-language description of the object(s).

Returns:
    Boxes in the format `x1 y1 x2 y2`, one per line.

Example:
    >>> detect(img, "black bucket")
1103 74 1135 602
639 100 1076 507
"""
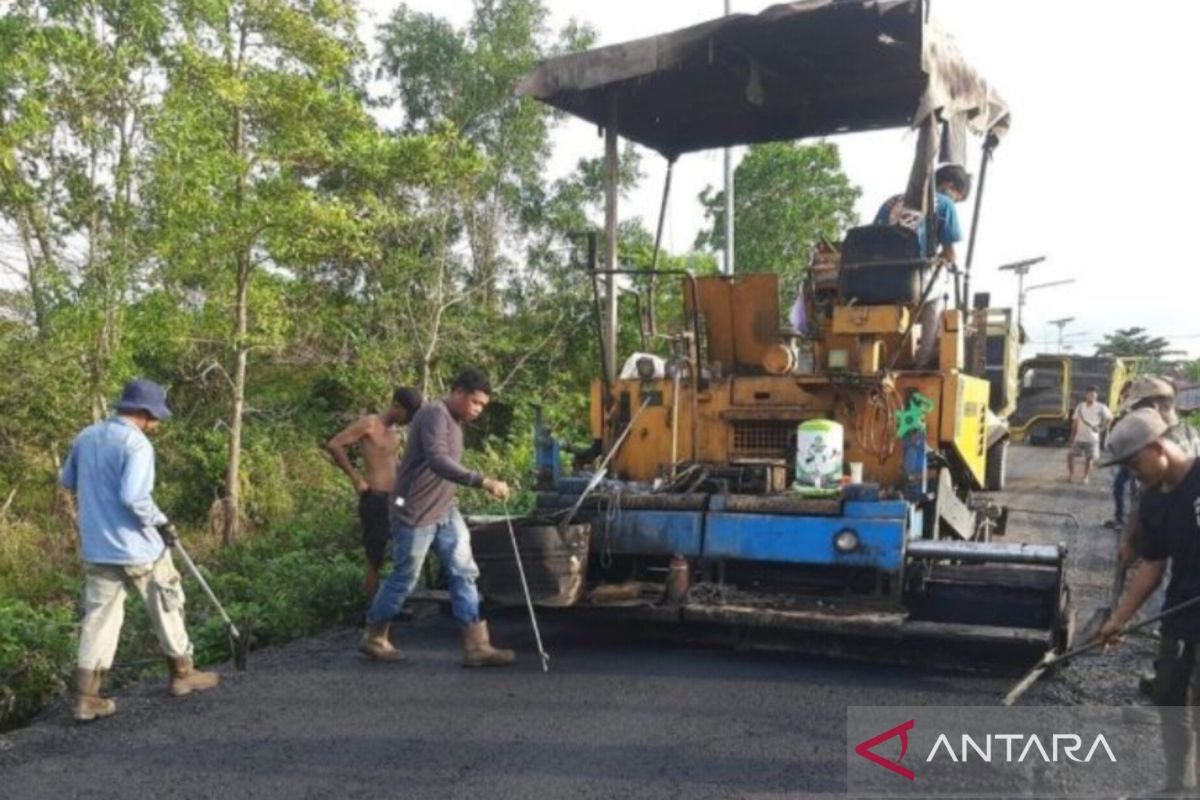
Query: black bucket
470 520 591 607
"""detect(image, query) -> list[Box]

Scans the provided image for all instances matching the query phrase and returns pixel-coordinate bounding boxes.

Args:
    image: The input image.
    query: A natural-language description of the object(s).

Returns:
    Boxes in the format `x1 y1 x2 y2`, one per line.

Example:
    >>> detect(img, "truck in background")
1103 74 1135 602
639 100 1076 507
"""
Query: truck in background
1009 355 1134 445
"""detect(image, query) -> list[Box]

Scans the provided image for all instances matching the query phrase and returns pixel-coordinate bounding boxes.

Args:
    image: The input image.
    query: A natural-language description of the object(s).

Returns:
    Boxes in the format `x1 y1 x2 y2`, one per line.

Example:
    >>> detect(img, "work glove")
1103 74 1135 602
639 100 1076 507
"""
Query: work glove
156 521 179 548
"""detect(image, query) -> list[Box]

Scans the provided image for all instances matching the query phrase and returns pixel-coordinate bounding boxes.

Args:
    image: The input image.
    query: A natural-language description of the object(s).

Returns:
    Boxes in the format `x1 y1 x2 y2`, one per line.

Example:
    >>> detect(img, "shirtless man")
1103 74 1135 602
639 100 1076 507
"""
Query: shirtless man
326 387 423 597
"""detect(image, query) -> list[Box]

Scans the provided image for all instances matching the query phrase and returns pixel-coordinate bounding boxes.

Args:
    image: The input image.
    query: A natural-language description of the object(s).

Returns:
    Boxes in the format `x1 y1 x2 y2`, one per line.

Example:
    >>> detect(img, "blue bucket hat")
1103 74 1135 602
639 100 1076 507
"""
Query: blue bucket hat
115 379 172 421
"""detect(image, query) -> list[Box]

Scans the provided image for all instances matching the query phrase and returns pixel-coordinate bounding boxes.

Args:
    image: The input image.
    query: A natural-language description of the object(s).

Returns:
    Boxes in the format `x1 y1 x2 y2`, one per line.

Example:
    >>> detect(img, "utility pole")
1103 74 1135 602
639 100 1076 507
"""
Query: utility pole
1049 317 1075 354
1023 279 1075 331
723 0 734 276
604 96 619 383
997 256 1046 332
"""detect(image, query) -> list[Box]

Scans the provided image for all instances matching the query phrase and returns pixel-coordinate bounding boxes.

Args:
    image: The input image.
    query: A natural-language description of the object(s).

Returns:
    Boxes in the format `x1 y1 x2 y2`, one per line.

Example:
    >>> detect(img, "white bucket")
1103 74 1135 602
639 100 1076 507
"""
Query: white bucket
795 420 844 493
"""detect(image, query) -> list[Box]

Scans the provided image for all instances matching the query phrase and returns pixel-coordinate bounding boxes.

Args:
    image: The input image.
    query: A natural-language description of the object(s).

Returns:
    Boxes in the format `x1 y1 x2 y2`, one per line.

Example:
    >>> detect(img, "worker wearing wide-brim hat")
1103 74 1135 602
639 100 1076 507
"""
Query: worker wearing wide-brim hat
59 379 219 722
1096 408 1200 797
1119 376 1200 562
1115 376 1200 709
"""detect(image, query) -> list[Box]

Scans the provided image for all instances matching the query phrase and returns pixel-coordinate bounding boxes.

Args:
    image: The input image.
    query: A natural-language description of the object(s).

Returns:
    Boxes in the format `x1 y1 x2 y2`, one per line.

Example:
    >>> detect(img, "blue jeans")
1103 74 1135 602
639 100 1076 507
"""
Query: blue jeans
366 509 481 627
1113 466 1132 522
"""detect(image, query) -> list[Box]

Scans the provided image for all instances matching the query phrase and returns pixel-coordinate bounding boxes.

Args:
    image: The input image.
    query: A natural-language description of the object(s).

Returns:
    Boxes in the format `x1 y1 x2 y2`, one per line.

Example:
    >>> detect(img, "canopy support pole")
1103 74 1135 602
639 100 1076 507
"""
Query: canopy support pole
604 96 619 385
648 158 676 339
723 0 735 276
962 136 996 309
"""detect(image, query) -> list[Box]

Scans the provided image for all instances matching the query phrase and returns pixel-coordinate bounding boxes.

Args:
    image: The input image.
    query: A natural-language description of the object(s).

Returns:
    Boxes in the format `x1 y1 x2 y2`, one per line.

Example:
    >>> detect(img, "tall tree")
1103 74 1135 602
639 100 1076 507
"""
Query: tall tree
146 0 374 543
0 0 166 418
695 141 860 291
1095 327 1179 360
378 0 595 308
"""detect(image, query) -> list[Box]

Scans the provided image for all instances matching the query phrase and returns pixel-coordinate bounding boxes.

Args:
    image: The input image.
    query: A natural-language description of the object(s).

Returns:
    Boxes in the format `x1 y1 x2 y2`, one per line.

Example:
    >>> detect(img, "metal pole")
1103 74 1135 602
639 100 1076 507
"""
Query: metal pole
648 159 676 340
962 138 994 309
586 233 610 402
501 500 550 673
604 96 619 383
651 160 674 273
1016 270 1025 333
723 0 734 276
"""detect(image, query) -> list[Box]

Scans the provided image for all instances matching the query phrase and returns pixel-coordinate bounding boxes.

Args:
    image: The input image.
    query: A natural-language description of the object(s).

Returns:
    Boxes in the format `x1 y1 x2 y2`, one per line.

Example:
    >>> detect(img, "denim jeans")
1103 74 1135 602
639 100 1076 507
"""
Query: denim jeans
1113 465 1132 522
366 508 481 626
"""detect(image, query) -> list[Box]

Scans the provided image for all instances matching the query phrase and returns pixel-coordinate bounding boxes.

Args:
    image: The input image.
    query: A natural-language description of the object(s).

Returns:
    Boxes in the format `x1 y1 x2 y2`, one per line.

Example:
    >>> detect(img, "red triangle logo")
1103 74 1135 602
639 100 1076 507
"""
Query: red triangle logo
854 719 916 781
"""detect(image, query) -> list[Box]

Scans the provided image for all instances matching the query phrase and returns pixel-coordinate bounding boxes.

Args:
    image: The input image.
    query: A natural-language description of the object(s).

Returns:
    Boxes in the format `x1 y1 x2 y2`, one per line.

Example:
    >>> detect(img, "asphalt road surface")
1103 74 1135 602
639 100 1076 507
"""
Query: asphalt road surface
0 446 1158 799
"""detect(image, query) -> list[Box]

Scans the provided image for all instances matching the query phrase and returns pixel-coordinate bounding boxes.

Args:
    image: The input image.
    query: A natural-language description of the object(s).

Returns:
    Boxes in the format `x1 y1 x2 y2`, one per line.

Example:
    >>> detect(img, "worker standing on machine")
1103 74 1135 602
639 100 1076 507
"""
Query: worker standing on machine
1097 408 1200 799
874 163 971 367
359 368 516 667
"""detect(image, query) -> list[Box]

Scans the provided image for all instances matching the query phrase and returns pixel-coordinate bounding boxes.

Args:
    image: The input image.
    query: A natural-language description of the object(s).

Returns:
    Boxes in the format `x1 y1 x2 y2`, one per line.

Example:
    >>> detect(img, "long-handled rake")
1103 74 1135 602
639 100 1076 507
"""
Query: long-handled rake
1003 593 1200 706
501 499 550 673
174 541 251 671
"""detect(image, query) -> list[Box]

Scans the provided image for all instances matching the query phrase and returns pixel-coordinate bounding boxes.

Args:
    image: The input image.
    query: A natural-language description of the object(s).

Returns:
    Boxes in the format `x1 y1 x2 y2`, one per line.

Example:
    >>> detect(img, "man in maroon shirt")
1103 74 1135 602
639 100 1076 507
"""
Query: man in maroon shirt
359 368 514 667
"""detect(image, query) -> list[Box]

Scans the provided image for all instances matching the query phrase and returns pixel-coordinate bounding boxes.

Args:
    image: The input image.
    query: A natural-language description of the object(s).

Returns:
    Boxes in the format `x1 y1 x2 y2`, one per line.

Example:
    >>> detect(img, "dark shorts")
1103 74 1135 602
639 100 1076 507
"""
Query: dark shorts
358 491 391 569
1153 637 1200 706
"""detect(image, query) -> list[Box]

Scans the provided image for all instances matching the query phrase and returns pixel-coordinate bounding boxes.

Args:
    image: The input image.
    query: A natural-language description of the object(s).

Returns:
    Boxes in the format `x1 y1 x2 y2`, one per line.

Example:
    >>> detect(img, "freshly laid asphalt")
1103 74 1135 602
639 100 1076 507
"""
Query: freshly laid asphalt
0 447 1154 799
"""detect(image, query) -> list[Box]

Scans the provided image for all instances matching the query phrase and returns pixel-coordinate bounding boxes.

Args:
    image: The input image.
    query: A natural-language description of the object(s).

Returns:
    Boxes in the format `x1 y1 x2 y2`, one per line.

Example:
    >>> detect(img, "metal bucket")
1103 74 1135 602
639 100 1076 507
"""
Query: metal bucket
470 520 591 607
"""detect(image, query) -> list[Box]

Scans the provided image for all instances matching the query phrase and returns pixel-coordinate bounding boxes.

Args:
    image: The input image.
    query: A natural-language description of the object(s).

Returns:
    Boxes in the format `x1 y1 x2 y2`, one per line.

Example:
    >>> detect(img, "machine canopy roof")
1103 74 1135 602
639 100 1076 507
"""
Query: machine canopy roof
517 0 1010 159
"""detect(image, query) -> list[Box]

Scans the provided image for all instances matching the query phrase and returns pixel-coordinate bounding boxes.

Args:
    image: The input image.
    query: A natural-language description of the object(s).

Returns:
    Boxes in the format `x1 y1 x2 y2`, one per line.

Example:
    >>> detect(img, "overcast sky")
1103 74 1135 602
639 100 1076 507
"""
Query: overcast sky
361 0 1200 358
7 1 1188 358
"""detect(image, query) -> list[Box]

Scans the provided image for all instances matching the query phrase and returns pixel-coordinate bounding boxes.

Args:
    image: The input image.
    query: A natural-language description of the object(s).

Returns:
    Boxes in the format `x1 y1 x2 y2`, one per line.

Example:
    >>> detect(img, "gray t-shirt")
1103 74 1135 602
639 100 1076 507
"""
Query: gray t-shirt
1073 401 1112 445
392 400 483 527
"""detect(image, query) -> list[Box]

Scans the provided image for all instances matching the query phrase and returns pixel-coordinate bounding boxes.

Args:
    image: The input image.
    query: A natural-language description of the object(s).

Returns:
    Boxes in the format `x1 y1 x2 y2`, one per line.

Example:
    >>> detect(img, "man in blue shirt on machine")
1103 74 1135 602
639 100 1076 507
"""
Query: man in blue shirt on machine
875 163 970 367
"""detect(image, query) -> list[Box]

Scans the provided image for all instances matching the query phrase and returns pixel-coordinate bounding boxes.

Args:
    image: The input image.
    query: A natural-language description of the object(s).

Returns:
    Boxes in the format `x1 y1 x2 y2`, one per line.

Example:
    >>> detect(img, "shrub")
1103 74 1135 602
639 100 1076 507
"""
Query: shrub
0 598 75 731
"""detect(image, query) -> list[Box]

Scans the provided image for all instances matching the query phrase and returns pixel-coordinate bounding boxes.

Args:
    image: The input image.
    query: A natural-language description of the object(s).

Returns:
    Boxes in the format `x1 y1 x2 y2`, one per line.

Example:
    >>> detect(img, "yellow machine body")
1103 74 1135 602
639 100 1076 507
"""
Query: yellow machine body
592 274 992 491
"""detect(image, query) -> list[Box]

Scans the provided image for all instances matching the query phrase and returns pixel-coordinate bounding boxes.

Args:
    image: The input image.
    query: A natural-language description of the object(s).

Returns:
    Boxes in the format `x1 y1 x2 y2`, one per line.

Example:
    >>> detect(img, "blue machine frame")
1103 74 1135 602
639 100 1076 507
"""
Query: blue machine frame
537 427 920 572
588 498 920 572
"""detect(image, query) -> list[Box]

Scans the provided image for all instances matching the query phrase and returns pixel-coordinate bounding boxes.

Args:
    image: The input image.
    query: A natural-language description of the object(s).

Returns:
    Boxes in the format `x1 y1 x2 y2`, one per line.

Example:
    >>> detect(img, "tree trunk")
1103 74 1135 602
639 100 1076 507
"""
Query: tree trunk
2 173 56 336
12 215 50 334
224 251 250 545
86 138 106 422
0 108 54 335
420 356 433 399
223 15 249 545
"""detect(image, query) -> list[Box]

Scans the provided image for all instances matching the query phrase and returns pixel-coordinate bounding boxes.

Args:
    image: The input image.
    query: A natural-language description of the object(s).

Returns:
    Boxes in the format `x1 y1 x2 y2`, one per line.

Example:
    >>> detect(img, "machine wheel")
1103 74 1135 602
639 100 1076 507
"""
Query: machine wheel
985 439 1009 492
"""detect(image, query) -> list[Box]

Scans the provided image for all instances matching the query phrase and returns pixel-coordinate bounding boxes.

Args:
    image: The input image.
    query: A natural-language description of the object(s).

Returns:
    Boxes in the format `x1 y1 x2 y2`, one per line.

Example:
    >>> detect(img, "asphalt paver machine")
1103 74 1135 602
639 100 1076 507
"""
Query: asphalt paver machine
476 0 1071 664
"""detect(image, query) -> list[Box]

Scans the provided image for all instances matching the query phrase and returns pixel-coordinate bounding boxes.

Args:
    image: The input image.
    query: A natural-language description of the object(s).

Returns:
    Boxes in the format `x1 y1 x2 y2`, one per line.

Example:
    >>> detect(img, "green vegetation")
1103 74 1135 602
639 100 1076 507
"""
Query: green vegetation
0 0 861 731
696 142 861 293
1095 327 1180 361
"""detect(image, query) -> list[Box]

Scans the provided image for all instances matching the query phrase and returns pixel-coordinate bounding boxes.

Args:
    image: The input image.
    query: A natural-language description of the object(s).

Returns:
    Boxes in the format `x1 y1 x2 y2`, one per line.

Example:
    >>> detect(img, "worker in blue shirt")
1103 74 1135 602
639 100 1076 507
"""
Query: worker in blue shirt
60 379 219 722
874 163 969 261
874 163 971 366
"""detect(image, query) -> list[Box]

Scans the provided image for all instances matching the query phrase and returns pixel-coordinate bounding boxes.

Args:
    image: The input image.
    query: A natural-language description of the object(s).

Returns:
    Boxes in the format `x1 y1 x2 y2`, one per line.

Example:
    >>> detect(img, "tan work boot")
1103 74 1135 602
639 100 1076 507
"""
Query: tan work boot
461 621 515 667
72 668 117 722
358 623 405 662
167 657 220 696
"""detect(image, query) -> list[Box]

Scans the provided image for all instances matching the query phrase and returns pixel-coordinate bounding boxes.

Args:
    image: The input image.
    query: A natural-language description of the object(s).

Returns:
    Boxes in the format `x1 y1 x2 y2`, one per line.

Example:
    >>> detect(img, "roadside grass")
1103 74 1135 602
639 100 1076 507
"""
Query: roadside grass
0 427 535 733
0 503 363 732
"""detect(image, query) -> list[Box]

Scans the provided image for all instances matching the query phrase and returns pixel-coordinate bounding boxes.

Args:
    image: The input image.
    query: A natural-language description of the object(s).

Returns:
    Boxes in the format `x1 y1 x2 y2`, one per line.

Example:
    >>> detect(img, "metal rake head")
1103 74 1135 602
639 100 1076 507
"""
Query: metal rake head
229 625 251 671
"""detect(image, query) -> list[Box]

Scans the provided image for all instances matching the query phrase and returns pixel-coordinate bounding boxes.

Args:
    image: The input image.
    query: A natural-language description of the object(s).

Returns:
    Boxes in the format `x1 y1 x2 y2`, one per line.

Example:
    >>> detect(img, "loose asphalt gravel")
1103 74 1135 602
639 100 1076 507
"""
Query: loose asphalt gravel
0 445 1162 799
